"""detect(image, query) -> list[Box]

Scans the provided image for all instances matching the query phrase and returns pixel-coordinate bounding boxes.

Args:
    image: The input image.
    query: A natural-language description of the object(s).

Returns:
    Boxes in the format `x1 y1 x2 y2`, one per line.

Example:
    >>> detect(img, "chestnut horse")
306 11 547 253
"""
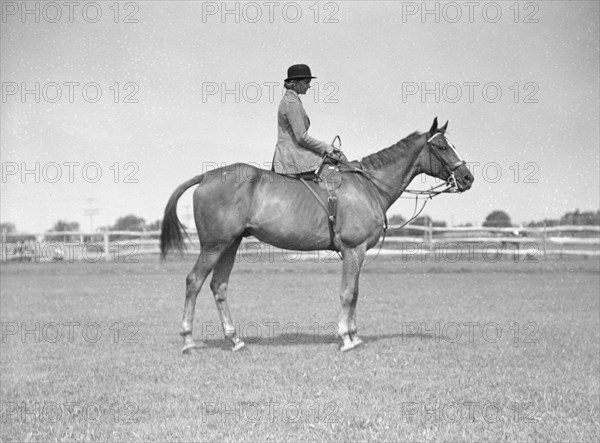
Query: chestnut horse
160 118 473 353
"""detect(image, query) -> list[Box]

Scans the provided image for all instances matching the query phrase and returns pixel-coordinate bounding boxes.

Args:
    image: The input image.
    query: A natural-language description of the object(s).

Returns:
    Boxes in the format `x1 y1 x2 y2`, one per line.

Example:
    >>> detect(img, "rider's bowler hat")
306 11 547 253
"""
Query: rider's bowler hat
285 64 317 82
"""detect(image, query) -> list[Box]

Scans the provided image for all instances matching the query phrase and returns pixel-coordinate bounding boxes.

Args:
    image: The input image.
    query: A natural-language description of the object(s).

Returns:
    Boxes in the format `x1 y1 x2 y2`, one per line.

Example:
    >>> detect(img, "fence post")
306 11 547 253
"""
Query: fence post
1 229 5 262
104 229 110 262
430 220 434 250
542 222 547 260
425 220 433 251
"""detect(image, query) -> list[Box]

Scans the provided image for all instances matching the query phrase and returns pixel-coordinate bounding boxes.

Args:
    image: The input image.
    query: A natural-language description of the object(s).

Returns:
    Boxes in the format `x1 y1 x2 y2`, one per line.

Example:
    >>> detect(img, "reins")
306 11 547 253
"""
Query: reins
319 132 464 265
327 132 462 211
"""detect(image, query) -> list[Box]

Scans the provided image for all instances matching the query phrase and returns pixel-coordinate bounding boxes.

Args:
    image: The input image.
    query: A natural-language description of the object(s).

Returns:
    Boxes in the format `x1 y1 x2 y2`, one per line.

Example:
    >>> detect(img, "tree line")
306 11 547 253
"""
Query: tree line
1 209 599 239
384 209 599 229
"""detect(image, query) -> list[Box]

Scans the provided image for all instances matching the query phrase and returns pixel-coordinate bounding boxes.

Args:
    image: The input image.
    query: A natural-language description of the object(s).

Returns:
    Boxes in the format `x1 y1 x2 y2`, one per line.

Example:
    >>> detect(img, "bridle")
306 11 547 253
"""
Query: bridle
321 131 467 238
326 131 466 197
424 131 466 194
315 132 467 264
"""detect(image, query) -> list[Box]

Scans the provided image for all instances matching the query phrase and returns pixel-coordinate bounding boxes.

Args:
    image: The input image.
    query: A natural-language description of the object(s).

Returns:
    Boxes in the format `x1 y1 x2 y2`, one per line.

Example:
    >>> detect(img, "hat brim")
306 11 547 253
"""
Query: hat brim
285 75 317 82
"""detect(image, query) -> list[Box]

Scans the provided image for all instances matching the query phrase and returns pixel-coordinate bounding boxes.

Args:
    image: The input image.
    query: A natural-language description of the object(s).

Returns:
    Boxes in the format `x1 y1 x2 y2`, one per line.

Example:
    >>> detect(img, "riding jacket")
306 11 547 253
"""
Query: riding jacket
272 89 332 174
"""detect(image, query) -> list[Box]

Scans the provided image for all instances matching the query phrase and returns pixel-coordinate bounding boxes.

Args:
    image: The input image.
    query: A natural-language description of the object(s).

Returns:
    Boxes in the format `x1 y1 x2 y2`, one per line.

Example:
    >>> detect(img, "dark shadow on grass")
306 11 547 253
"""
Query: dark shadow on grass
189 331 440 349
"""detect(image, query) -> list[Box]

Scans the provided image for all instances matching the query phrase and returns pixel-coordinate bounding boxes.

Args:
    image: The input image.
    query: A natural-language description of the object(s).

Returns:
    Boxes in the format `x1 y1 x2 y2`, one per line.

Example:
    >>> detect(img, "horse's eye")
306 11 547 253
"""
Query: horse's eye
437 144 447 150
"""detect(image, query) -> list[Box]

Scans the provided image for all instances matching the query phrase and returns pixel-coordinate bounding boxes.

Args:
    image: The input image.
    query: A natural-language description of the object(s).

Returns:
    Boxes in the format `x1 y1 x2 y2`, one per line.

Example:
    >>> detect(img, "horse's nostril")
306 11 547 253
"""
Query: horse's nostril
464 174 473 183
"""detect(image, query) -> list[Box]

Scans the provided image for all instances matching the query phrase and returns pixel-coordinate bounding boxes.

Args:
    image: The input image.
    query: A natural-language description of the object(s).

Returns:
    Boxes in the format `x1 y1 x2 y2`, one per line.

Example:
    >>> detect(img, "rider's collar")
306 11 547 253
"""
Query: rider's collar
283 89 301 103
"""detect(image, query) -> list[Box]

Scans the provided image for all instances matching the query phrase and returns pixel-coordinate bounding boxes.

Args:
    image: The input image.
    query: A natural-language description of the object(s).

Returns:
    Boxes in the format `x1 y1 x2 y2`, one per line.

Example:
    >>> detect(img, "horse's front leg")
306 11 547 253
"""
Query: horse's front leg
338 244 366 351
348 282 363 347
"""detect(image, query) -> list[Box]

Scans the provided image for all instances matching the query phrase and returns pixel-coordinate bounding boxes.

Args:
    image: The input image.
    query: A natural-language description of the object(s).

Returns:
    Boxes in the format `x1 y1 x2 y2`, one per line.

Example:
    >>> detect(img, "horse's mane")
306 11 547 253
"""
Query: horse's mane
360 131 423 170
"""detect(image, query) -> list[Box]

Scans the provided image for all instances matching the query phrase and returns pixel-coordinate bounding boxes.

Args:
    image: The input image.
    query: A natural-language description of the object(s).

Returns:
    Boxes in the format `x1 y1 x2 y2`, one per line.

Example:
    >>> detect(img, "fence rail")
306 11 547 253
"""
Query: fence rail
2 225 599 262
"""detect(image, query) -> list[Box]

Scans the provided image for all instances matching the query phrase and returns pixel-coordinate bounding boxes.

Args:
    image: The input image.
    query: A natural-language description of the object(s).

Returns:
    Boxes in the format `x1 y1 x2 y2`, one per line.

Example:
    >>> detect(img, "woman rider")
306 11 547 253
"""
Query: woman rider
271 64 339 175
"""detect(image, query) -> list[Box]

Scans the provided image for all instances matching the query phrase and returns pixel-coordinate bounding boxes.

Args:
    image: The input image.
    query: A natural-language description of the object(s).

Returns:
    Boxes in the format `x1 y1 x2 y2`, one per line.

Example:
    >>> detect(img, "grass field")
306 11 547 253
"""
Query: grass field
1 254 599 442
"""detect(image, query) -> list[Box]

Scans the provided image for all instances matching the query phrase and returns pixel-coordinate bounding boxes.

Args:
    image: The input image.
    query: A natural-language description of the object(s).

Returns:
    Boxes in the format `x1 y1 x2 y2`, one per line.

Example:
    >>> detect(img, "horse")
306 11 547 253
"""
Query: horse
160 117 473 353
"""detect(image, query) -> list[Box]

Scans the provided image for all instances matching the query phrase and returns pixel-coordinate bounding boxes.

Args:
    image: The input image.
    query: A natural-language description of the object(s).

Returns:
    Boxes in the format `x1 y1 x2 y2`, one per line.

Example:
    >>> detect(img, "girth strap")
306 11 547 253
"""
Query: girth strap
298 177 338 251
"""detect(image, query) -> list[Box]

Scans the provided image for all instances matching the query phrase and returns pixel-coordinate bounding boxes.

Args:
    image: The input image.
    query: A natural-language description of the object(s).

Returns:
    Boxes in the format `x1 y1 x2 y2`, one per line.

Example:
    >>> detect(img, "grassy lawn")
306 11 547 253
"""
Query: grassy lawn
1 255 599 441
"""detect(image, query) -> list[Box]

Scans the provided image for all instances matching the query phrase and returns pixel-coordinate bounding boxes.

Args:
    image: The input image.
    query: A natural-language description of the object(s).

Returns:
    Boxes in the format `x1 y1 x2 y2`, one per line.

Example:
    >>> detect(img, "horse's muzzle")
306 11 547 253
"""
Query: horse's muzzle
456 171 474 191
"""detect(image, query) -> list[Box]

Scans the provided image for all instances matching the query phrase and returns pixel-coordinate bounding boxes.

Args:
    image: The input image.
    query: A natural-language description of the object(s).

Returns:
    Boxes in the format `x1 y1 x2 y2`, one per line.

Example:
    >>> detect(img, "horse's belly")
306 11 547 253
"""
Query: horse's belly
246 172 384 251
246 179 332 250
247 211 331 251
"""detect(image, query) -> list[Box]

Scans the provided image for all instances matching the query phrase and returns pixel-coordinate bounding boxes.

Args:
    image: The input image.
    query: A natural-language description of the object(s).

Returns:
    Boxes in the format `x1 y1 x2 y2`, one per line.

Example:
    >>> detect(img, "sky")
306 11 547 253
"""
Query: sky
1 1 599 233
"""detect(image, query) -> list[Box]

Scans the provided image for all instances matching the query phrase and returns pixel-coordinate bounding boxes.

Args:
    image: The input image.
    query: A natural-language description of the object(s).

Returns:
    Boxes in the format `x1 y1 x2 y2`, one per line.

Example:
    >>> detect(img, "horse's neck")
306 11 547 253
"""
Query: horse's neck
364 136 424 210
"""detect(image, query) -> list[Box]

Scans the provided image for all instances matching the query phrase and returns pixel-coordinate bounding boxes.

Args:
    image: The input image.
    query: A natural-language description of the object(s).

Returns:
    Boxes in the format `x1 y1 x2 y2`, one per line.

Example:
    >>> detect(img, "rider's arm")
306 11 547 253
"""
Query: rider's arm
286 100 333 155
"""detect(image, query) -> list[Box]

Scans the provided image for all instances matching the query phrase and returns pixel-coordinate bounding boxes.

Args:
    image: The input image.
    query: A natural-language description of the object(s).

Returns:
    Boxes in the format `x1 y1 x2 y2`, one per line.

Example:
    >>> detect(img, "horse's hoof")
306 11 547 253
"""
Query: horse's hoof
182 344 202 355
351 336 364 347
340 340 364 352
339 342 354 352
231 341 247 352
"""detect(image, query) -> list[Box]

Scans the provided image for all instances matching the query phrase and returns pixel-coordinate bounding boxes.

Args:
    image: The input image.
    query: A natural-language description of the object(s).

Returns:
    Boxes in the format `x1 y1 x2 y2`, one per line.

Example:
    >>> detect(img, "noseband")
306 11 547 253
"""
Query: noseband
426 132 466 193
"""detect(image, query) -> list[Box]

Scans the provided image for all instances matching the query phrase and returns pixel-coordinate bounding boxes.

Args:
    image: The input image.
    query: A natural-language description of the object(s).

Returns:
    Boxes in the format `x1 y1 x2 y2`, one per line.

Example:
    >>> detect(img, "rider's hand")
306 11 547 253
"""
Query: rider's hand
331 149 348 163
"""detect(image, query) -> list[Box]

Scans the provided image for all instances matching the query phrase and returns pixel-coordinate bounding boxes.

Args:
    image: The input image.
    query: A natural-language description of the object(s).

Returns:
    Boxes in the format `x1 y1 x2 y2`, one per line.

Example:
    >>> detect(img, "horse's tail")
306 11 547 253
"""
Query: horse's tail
160 174 205 260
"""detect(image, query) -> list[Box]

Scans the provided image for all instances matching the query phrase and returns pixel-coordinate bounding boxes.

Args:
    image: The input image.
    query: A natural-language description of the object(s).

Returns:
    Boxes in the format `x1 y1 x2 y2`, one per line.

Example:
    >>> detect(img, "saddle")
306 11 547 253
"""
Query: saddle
284 153 389 253
290 161 342 251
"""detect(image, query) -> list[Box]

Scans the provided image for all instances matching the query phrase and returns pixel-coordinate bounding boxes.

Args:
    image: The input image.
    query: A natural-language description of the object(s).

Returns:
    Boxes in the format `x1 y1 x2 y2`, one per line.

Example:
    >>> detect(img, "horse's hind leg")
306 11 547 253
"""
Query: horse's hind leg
210 237 245 351
181 245 223 354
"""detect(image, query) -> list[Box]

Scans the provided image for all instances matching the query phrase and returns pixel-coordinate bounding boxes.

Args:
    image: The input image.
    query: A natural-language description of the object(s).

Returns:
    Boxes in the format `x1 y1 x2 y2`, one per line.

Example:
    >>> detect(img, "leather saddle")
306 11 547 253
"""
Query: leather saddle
288 163 342 251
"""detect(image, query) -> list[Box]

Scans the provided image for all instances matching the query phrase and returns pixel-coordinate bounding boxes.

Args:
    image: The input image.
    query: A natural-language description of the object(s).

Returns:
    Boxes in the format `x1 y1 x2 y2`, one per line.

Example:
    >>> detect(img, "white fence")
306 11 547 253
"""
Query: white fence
1 225 599 263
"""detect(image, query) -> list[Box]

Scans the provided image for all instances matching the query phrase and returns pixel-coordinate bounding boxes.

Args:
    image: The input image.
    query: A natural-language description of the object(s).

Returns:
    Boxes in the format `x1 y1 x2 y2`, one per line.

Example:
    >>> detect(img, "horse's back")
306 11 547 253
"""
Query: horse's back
197 162 268 186
192 162 383 250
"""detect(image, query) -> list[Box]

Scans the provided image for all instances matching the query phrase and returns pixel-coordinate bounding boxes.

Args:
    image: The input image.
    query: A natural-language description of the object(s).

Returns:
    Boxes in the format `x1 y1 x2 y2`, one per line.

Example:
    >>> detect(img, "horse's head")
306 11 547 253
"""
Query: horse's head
419 117 473 192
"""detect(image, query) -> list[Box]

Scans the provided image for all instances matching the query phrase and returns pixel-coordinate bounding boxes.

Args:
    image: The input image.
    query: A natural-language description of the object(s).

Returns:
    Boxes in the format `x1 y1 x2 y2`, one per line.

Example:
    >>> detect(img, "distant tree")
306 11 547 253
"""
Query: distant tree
45 220 80 241
561 209 580 225
49 220 80 232
527 219 558 228
413 215 447 227
146 219 162 231
483 210 512 227
1 222 16 234
145 219 162 238
112 215 146 232
560 209 600 226
388 214 406 225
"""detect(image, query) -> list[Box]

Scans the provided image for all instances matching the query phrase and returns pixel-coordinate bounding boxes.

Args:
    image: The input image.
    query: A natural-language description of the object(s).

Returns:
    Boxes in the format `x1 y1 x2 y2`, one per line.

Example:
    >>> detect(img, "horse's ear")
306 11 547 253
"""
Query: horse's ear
429 117 439 135
440 120 448 133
